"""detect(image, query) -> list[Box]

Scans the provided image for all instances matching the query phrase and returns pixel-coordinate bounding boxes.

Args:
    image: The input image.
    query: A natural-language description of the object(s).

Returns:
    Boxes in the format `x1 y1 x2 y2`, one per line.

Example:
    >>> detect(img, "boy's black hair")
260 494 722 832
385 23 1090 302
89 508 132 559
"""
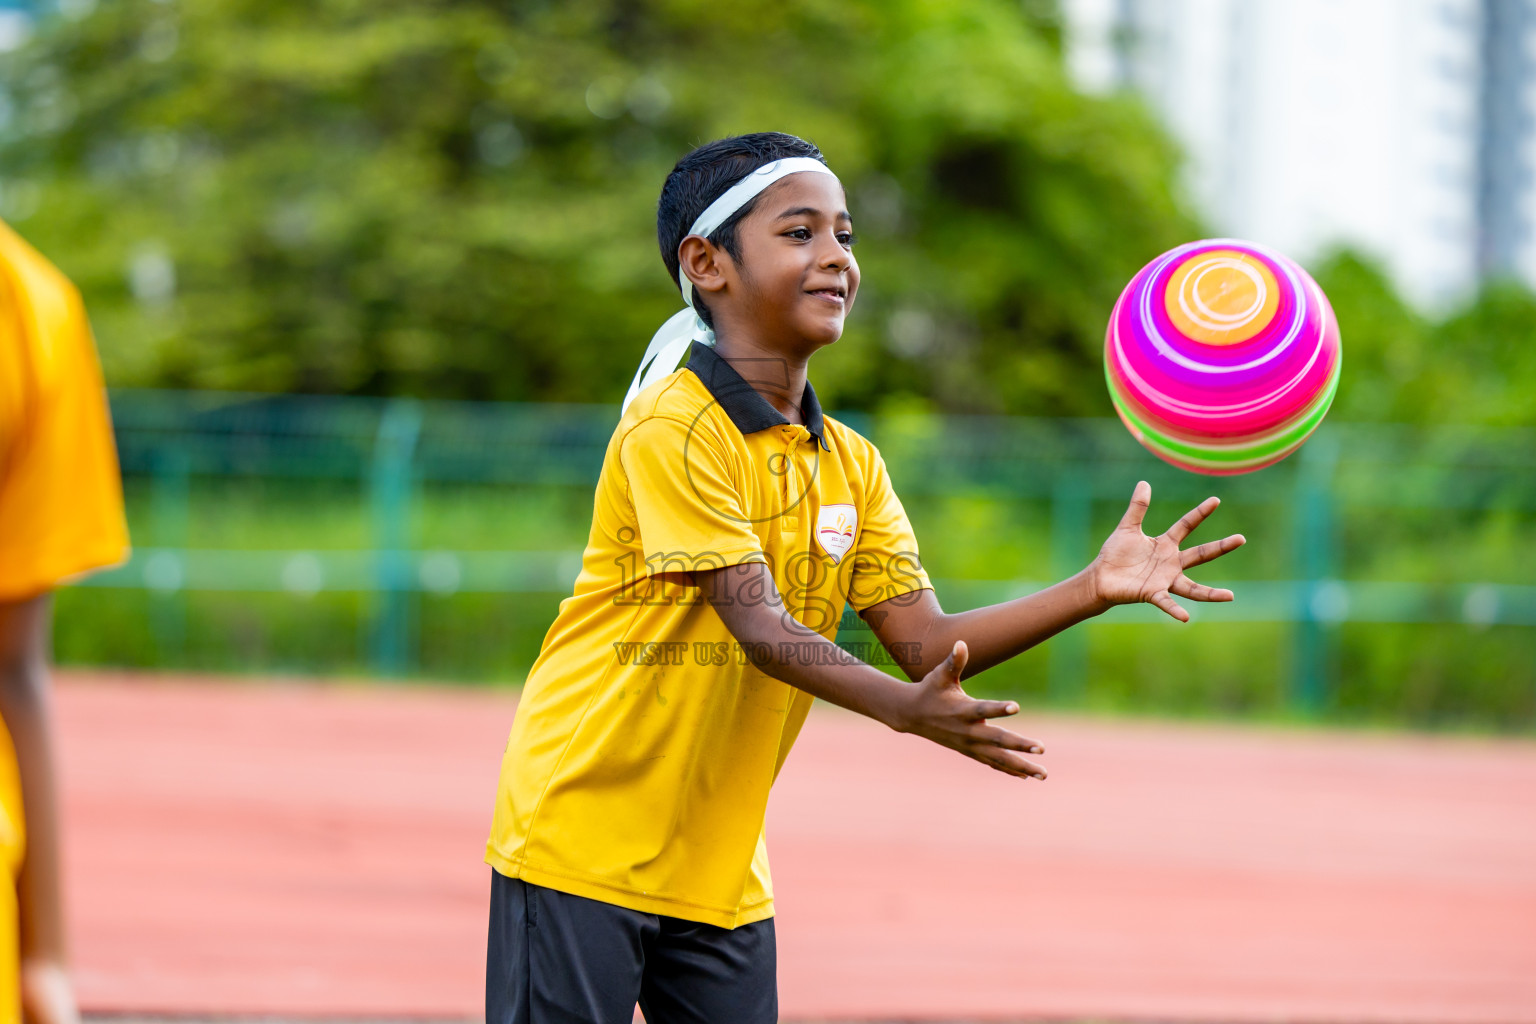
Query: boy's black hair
657 132 827 329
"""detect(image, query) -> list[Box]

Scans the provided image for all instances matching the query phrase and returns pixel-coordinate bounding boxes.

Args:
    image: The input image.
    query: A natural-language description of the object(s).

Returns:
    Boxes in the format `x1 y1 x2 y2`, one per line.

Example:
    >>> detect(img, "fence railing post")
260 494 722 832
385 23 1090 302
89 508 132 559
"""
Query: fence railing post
149 442 190 662
369 400 422 676
1049 469 1092 702
1291 431 1340 712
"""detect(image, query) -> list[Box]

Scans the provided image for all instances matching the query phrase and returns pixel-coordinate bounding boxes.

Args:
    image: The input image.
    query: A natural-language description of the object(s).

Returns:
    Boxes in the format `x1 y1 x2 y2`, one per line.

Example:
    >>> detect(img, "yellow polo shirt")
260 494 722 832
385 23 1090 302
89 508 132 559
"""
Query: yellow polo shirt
486 342 931 928
0 220 129 601
0 220 128 1024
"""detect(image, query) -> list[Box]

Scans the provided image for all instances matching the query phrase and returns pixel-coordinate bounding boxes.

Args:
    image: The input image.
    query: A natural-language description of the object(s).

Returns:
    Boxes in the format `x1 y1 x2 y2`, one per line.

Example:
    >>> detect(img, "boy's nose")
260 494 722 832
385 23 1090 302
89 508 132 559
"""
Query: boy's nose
818 243 850 269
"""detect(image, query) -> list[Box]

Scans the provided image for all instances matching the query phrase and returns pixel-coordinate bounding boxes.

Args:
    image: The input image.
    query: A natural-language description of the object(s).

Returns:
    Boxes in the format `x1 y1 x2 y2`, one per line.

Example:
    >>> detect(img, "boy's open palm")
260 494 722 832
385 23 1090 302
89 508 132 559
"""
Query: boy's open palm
896 641 1047 781
1093 480 1246 622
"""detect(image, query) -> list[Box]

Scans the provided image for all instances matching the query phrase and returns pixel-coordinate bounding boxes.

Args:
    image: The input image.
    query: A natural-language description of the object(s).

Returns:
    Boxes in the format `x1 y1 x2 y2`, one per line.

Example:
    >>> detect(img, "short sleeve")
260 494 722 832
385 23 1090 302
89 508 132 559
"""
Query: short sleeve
0 276 129 600
620 416 767 579
846 452 931 612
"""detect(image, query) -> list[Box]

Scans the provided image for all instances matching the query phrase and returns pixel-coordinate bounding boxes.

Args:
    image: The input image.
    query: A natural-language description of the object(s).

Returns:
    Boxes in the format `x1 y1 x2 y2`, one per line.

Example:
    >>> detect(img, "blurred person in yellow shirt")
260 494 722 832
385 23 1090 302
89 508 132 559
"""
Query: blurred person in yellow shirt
0 219 129 1024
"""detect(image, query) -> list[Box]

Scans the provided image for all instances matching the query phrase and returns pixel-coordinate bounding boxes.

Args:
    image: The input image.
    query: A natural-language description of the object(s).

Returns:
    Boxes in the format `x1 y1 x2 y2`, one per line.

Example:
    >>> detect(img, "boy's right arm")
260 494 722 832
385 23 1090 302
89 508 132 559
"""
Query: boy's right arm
695 563 1047 781
0 595 80 1024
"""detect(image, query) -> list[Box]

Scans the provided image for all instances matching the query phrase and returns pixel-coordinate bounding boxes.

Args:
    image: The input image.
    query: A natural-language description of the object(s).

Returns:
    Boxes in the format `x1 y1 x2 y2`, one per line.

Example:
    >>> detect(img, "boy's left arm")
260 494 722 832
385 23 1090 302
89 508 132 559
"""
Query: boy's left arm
864 481 1246 680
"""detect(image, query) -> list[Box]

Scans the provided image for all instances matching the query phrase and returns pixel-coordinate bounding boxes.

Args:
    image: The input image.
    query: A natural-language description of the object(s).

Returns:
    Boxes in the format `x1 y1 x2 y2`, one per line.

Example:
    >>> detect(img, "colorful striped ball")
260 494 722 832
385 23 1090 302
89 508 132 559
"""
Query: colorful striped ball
1105 239 1342 475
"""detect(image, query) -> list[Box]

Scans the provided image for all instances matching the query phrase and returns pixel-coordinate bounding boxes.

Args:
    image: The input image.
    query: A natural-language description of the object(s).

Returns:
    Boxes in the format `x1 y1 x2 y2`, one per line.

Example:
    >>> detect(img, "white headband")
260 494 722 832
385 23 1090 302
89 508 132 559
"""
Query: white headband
621 157 839 413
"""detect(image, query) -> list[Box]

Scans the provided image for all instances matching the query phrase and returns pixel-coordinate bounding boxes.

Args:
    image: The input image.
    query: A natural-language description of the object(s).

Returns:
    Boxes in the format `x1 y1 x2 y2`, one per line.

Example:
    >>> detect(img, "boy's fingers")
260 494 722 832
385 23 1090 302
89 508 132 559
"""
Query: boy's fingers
1149 589 1190 622
1171 576 1234 602
984 748 1048 780
948 640 969 678
1166 496 1219 543
932 640 968 688
973 699 1021 720
1116 480 1152 530
971 722 1044 756
1180 533 1246 568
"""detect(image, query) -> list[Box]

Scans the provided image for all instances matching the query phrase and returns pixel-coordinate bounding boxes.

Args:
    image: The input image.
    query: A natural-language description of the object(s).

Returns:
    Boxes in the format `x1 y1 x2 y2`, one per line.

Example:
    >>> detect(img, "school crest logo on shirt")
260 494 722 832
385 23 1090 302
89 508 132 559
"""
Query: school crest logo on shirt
815 504 857 564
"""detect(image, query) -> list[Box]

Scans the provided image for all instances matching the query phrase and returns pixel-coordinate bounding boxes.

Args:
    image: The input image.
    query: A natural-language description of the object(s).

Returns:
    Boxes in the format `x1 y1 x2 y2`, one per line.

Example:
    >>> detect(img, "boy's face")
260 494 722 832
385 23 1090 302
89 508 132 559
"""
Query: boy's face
725 172 859 351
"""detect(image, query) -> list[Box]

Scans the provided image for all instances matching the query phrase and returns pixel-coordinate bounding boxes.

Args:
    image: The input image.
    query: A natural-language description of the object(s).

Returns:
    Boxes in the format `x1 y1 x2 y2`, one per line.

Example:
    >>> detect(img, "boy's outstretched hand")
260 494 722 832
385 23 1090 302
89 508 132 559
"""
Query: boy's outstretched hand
890 640 1047 781
1091 480 1246 623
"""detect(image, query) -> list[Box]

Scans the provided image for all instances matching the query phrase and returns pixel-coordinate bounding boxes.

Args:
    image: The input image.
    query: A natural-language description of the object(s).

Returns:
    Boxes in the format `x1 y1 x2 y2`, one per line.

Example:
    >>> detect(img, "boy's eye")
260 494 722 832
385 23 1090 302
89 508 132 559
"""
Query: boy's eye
783 227 857 247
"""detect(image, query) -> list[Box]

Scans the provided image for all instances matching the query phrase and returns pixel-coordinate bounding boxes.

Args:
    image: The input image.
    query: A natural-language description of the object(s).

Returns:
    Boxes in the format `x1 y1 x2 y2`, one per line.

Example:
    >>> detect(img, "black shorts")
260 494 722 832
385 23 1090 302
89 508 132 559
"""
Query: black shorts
485 869 778 1024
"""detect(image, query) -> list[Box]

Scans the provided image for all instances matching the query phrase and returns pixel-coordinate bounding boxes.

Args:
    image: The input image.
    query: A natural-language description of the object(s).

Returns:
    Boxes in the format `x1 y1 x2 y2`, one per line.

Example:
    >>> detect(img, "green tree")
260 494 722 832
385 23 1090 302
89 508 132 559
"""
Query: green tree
1312 251 1432 423
0 0 1198 411
1315 251 1536 427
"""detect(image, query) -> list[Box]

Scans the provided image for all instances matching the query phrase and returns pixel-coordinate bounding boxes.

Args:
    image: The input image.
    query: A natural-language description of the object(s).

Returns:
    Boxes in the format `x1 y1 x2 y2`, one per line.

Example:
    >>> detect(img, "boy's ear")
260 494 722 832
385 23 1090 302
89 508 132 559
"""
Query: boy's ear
678 235 731 298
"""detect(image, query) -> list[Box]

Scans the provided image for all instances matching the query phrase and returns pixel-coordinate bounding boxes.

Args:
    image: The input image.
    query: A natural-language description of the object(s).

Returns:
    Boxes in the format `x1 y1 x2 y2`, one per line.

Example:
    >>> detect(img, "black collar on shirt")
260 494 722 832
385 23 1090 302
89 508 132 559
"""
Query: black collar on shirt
685 341 830 451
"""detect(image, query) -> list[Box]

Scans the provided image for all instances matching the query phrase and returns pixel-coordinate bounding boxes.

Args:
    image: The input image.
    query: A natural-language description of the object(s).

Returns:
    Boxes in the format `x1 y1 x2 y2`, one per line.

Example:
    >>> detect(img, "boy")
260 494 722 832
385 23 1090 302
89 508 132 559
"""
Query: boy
0 219 130 1024
485 133 1245 1022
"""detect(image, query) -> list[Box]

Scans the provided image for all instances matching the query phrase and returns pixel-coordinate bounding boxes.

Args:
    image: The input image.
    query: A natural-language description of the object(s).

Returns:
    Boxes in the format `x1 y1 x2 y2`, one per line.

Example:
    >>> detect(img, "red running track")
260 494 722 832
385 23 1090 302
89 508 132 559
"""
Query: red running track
57 672 1536 1022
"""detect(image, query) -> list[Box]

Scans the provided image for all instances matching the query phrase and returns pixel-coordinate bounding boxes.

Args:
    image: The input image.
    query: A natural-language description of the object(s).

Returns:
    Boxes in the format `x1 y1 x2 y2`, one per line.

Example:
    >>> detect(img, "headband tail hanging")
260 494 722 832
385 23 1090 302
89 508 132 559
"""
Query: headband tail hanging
621 308 708 413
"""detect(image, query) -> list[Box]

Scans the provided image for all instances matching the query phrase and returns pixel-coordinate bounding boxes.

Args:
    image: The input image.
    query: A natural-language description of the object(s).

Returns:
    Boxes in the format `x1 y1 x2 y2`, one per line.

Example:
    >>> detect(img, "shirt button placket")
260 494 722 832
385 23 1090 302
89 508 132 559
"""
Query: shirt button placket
780 428 801 533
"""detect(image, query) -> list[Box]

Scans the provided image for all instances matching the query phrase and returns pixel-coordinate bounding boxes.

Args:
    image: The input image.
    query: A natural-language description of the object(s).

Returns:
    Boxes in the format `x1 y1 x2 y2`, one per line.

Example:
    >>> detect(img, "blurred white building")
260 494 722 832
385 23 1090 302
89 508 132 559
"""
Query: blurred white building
1064 0 1536 308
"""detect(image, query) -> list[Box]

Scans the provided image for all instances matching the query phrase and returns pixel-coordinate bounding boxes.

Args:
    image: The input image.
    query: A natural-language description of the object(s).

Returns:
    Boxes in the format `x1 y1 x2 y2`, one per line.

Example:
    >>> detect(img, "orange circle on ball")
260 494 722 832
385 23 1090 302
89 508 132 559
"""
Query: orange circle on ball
1164 249 1280 345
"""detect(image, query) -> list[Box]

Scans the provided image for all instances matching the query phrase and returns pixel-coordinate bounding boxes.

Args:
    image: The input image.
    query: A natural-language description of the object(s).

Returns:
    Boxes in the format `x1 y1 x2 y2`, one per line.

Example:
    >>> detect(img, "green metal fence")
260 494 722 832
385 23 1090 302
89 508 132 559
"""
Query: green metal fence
81 389 1536 715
